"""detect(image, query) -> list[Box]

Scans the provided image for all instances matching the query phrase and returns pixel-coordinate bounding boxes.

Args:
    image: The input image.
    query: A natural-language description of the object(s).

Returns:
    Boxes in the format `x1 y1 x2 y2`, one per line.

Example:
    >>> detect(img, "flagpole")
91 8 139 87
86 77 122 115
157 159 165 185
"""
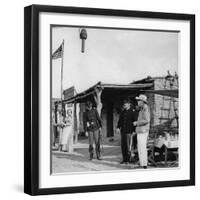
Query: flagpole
61 40 64 108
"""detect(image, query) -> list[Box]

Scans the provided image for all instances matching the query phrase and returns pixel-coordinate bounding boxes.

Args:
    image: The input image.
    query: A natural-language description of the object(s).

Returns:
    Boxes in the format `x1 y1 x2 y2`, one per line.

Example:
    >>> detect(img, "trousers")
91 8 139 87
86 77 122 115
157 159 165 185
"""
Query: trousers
88 129 101 157
137 132 148 166
121 133 133 162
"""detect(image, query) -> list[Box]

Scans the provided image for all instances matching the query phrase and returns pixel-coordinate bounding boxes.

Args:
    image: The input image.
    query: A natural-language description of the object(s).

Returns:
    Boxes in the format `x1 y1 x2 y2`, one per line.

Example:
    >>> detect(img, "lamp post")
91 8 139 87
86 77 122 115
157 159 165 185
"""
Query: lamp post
80 28 87 53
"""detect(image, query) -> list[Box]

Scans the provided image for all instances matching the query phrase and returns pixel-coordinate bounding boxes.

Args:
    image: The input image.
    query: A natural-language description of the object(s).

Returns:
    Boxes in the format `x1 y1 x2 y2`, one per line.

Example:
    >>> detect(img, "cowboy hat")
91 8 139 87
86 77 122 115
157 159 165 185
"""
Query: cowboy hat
136 94 148 103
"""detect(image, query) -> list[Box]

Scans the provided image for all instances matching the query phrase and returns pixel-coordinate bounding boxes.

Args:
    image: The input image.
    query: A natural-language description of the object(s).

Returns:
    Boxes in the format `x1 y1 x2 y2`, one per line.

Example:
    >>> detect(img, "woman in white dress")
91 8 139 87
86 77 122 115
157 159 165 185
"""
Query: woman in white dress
56 110 63 151
60 109 73 152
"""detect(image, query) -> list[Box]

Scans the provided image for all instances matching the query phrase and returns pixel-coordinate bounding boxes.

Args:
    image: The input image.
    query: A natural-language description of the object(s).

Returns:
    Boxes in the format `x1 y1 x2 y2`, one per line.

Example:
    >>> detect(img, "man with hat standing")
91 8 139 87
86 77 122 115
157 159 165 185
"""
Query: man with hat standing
134 94 150 169
85 101 102 160
117 99 138 164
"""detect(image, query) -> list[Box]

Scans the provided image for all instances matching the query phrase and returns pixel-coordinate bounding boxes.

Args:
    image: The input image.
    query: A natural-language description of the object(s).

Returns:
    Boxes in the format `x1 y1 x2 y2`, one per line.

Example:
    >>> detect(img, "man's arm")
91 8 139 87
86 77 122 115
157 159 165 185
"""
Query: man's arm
137 106 150 126
132 111 138 129
83 112 87 132
117 112 123 129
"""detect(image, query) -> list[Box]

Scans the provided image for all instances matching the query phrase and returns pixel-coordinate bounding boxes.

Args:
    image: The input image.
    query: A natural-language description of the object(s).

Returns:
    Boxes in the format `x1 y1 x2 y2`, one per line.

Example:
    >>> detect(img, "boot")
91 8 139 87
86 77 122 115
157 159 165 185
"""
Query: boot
96 145 102 160
89 145 93 160
89 152 93 160
96 151 102 160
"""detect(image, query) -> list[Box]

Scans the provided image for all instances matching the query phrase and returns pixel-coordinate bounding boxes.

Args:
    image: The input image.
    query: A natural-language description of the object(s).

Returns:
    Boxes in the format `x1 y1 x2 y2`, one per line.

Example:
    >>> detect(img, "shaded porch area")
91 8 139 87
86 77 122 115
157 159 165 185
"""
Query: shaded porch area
52 134 178 174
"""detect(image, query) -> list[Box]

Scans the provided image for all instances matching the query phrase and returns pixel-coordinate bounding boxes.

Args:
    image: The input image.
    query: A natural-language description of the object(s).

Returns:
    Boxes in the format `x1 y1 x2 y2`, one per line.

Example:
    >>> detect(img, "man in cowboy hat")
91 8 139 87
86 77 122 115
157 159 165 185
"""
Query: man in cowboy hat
133 94 150 169
117 98 138 164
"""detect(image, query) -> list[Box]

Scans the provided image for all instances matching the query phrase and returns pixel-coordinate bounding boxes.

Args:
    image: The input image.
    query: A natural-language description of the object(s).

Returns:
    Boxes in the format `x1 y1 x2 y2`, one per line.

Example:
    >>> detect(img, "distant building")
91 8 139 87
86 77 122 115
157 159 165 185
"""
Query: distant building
63 86 76 100
52 98 61 111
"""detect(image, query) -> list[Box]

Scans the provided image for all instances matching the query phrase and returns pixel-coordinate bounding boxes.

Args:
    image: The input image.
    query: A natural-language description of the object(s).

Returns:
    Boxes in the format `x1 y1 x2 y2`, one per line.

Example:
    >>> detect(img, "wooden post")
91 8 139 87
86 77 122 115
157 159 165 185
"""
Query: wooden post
107 101 114 137
94 87 103 116
60 40 64 101
74 102 78 144
54 103 58 141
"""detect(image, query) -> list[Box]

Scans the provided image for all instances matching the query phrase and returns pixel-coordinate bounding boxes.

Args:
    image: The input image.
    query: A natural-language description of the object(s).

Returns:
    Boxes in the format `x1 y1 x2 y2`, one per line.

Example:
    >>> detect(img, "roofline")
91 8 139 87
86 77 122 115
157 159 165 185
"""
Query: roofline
55 82 153 104
132 74 179 84
132 76 166 84
142 89 178 98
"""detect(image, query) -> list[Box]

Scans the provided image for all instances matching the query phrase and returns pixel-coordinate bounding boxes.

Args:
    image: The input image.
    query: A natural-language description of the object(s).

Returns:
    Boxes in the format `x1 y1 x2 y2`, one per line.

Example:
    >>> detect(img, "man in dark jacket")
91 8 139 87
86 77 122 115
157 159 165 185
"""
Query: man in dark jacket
85 101 102 160
117 99 138 164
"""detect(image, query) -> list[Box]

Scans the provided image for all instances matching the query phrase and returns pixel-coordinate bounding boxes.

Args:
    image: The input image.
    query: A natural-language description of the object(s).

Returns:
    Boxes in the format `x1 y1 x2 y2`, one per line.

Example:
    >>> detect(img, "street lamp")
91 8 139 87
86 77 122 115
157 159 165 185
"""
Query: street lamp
80 28 87 53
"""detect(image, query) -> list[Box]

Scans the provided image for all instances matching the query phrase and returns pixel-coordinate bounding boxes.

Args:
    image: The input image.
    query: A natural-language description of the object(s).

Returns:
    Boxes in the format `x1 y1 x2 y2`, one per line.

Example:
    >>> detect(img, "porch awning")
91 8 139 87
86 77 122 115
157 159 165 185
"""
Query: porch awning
142 89 178 98
56 82 153 104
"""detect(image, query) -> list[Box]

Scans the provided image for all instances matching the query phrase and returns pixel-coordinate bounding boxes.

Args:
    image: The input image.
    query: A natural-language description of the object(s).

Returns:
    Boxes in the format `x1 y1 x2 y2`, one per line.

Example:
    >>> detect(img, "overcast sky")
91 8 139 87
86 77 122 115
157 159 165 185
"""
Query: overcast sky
52 27 178 98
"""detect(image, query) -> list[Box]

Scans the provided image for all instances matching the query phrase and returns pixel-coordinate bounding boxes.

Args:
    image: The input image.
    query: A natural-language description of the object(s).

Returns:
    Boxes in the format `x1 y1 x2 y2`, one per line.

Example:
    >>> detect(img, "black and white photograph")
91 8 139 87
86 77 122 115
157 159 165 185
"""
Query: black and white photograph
23 4 195 195
51 26 179 174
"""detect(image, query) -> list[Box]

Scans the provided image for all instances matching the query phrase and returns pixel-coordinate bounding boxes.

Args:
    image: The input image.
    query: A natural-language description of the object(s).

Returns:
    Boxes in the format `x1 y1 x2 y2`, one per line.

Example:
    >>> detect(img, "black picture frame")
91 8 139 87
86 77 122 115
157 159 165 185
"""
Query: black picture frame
24 4 195 196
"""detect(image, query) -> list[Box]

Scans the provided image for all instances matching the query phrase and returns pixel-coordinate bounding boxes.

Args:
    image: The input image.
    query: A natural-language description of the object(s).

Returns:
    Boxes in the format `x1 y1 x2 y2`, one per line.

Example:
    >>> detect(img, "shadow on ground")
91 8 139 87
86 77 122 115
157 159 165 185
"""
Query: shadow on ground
52 137 178 173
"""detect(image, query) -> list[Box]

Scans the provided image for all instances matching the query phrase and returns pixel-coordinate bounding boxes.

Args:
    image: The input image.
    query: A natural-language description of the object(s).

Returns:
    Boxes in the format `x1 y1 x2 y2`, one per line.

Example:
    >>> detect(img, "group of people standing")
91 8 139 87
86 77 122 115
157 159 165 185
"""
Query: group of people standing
84 94 150 169
117 94 150 168
52 94 150 169
52 108 73 152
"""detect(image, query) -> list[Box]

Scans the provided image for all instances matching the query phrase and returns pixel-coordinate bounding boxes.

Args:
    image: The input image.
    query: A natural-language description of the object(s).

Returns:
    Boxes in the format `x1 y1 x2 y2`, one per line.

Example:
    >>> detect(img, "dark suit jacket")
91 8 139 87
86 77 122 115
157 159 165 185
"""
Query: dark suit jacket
117 109 138 134
84 108 102 132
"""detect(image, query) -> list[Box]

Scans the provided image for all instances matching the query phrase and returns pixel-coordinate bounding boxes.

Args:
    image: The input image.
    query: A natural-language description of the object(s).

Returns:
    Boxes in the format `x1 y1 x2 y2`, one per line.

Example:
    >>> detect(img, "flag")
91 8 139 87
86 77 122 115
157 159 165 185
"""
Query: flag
52 43 63 59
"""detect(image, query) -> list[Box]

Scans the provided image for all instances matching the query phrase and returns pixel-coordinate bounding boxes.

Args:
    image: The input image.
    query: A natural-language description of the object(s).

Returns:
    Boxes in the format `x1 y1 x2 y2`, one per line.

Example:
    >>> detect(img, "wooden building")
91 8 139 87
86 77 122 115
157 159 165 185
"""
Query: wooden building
132 74 178 134
55 74 178 142
60 81 153 139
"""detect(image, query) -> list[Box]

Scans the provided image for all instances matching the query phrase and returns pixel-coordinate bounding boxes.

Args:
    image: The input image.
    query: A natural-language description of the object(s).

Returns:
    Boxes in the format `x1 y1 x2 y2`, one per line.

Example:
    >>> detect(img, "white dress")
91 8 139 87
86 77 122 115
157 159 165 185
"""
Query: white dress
60 116 73 152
